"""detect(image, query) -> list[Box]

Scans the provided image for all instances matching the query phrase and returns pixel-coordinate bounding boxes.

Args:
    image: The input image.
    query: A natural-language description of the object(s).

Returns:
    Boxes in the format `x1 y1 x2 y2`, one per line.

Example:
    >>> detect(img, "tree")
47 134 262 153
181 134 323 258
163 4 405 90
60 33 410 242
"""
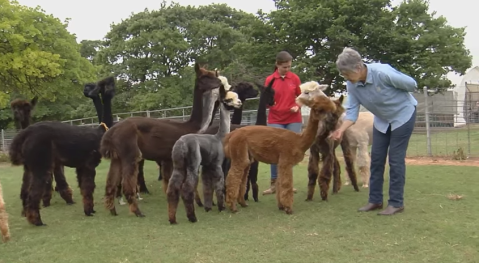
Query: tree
0 0 97 107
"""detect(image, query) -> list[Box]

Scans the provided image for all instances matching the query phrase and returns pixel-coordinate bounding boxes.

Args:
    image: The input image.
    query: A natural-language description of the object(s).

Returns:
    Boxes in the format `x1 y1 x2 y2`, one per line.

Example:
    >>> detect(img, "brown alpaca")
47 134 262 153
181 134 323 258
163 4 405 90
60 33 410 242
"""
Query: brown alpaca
10 97 75 207
100 63 222 217
298 82 359 202
223 90 343 214
0 181 10 242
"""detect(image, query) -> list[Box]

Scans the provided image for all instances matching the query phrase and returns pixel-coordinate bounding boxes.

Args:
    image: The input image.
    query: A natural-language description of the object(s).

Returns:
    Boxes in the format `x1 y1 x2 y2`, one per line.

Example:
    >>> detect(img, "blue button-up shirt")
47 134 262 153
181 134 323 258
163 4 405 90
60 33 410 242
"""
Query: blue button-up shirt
344 63 418 134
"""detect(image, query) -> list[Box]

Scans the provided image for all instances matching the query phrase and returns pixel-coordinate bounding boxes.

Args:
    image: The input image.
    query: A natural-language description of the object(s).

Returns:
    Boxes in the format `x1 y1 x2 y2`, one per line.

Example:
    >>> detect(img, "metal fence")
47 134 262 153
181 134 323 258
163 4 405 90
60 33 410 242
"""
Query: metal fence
2 87 479 159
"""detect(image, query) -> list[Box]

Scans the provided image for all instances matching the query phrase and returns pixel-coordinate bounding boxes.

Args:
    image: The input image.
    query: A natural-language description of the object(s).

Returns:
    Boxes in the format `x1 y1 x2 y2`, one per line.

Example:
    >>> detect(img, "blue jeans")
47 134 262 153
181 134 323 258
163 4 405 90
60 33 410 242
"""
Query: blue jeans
369 108 416 208
267 122 303 180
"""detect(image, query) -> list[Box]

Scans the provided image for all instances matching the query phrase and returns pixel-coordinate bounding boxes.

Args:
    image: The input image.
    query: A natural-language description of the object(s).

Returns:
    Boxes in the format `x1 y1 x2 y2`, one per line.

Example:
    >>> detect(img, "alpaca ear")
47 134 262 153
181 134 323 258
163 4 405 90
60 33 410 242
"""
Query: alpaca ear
30 96 38 108
194 62 201 76
267 78 275 88
318 84 329 91
338 95 344 104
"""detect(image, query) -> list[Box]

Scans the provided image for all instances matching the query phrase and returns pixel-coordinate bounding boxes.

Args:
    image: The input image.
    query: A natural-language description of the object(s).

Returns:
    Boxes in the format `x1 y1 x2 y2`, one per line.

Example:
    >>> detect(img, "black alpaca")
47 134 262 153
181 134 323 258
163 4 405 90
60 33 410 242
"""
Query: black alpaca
8 77 115 226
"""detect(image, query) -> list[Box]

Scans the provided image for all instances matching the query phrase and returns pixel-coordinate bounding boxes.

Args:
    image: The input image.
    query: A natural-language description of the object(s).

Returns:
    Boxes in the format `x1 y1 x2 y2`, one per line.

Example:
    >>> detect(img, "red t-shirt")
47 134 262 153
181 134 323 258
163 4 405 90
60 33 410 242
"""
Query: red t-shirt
265 70 302 124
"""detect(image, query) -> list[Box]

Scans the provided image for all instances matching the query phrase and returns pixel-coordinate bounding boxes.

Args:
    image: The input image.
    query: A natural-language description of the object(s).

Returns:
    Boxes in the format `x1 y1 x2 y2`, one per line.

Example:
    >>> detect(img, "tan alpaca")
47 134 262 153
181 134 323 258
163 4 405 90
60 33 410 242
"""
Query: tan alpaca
223 87 343 214
341 111 374 188
0 181 11 242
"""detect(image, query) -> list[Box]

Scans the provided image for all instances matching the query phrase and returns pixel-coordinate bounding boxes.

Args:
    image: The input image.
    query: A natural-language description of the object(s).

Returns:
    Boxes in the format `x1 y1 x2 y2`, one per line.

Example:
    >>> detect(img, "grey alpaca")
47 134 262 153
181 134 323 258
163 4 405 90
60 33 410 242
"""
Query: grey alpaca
166 84 242 224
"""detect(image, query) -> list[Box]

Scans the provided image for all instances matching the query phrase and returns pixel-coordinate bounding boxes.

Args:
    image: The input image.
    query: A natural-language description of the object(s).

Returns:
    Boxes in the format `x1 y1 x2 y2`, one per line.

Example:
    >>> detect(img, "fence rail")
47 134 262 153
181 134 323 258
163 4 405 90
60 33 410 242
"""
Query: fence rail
2 88 479 159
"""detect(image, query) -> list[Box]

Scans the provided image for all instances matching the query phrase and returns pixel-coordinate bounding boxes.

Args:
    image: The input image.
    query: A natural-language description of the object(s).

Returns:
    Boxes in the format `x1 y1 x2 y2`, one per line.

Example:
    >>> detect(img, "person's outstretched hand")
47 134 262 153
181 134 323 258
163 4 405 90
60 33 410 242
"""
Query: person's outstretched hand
329 128 344 141
290 106 299 112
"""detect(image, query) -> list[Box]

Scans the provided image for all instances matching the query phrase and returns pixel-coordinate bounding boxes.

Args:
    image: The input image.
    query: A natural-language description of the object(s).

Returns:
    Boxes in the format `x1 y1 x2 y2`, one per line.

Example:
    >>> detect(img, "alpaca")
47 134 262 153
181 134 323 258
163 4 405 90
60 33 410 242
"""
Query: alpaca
299 81 359 202
167 84 243 224
223 88 342 214
10 97 75 207
101 63 222 217
156 80 258 182
8 76 115 226
340 112 374 188
198 79 276 205
0 181 10 242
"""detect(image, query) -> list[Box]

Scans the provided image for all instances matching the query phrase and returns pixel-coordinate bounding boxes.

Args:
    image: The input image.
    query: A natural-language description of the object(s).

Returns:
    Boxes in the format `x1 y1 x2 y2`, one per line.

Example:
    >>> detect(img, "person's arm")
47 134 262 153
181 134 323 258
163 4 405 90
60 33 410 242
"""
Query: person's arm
380 64 417 92
340 84 360 131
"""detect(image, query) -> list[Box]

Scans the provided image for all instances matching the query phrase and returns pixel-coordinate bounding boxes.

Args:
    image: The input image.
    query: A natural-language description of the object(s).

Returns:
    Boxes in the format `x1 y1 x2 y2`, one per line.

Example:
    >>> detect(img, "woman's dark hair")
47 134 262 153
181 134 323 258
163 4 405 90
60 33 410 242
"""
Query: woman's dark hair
276 51 293 64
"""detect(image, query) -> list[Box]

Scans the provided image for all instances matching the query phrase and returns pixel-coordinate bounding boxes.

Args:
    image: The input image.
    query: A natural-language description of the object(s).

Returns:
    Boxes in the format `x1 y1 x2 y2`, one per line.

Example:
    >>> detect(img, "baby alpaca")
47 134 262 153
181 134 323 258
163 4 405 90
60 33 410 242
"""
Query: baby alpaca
167 84 242 224
223 87 343 214
0 181 10 242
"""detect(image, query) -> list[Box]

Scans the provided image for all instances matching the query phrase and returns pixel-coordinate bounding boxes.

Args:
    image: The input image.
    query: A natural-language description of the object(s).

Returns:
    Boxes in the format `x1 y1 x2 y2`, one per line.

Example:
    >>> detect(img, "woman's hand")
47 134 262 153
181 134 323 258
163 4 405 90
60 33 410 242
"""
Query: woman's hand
290 106 299 112
329 128 344 141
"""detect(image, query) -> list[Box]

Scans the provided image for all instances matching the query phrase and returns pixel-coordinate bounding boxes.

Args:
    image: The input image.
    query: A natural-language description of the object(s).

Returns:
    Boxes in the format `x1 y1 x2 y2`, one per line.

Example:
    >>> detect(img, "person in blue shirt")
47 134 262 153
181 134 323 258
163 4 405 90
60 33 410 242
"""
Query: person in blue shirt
330 47 418 215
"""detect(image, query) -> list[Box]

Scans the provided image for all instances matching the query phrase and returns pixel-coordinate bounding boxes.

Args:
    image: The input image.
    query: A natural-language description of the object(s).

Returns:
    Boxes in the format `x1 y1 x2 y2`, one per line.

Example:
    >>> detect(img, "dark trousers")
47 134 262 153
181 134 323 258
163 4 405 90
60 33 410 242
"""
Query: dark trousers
369 108 416 207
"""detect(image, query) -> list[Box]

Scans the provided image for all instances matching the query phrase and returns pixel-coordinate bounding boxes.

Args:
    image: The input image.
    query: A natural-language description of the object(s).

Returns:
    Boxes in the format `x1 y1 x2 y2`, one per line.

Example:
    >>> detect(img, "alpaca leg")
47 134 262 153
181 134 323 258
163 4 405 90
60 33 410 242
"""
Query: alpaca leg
20 167 31 217
211 165 225 212
105 159 122 215
121 161 144 217
181 168 198 223
343 146 357 186
276 177 283 210
201 166 214 212
306 145 320 201
0 183 11 242
76 167 97 216
41 173 53 208
247 161 259 202
357 142 371 188
157 164 163 181
25 171 49 226
166 167 186 224
116 182 126 206
161 161 173 194
225 164 246 213
52 164 75 204
194 177 204 207
318 154 334 201
137 159 150 194
237 165 251 208
332 155 342 194
278 163 294 214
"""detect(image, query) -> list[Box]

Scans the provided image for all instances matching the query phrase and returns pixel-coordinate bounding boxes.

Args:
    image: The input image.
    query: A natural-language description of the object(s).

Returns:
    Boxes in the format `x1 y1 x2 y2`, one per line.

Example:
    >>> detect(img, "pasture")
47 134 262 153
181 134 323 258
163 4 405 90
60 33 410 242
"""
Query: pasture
0 159 478 263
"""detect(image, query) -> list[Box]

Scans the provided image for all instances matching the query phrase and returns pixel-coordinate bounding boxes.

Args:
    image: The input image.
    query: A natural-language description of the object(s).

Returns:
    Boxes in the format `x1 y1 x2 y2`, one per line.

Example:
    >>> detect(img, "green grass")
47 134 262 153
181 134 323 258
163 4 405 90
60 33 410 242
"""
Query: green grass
1 161 478 263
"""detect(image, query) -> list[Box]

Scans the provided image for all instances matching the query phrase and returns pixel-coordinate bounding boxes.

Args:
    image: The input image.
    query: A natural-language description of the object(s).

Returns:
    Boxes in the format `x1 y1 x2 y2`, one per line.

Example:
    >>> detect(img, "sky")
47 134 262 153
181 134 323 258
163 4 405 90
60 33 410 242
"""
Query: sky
16 0 478 86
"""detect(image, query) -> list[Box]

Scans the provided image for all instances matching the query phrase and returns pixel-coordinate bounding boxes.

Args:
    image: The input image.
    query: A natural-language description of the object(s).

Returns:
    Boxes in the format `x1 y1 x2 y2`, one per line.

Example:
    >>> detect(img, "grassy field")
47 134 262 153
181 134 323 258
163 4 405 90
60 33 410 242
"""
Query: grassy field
0 161 478 263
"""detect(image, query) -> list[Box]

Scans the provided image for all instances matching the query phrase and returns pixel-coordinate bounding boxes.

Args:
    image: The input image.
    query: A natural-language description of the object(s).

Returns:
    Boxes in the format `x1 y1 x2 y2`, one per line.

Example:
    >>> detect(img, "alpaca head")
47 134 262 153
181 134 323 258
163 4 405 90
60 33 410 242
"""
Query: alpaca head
10 96 38 125
83 76 116 99
219 84 243 109
232 82 259 102
195 63 222 92
255 78 276 107
296 83 343 120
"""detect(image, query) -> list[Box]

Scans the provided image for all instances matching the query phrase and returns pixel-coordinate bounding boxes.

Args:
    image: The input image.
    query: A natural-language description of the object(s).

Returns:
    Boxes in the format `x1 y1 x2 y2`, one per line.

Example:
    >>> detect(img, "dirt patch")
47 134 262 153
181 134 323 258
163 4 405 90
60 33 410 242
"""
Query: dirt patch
301 153 479 167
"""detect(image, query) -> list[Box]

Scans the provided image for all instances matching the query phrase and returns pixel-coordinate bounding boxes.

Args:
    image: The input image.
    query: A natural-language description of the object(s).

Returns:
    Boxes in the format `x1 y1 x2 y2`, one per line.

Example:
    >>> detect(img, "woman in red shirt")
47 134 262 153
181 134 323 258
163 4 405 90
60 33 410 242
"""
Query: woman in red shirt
262 51 303 195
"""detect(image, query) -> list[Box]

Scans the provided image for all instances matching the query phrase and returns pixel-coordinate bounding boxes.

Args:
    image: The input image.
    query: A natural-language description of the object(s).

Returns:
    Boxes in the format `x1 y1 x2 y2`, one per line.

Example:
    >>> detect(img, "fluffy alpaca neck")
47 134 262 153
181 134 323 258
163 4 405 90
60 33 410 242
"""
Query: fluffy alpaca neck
255 94 268 125
98 96 114 132
190 85 206 128
231 100 245 125
216 103 231 138
299 114 320 152
91 97 104 123
15 118 31 131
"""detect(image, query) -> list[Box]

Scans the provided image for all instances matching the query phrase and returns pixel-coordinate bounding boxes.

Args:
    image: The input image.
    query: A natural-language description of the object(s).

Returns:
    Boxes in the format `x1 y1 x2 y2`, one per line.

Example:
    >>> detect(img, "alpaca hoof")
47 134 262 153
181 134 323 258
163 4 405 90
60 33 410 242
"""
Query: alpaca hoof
253 197 259 202
91 210 96 213
212 202 216 206
140 189 150 194
218 205 225 212
66 201 76 205
278 205 284 211
344 182 350 186
285 208 293 215
196 202 204 207
188 216 197 223
205 207 212 212
169 220 177 225
134 211 145 217
362 184 369 188
36 223 47 227
2 236 10 242
239 203 248 208
305 198 312 201
110 209 118 216
85 212 94 217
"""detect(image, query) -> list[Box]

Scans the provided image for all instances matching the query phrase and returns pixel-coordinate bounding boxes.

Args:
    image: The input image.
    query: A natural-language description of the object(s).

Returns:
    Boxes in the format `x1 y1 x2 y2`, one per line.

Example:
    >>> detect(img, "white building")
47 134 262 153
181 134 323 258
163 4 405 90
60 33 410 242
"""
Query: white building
451 66 479 127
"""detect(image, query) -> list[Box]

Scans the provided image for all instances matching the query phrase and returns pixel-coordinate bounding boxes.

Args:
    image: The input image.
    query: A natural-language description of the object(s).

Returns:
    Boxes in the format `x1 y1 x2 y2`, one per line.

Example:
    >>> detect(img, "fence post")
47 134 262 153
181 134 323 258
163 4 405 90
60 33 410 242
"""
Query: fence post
1 129 5 152
466 92 471 157
423 87 432 156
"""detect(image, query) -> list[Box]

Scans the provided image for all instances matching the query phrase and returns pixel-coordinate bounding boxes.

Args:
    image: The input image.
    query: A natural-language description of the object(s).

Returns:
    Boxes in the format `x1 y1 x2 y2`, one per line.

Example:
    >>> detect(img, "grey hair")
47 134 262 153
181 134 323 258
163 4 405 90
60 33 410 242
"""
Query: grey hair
336 47 364 74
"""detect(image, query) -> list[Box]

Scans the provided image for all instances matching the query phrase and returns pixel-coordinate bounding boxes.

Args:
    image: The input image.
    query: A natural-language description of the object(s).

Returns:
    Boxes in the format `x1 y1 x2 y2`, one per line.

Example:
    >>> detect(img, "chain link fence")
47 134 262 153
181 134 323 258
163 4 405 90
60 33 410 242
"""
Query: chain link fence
2 87 479 159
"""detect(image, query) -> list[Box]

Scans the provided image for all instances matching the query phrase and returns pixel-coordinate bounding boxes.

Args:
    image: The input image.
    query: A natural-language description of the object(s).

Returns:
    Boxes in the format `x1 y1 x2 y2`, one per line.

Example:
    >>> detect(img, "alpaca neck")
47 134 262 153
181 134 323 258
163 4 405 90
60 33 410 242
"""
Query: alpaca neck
208 101 220 126
255 95 268 125
230 100 245 125
91 97 104 123
189 84 205 127
216 103 231 138
299 114 320 152
99 96 114 132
